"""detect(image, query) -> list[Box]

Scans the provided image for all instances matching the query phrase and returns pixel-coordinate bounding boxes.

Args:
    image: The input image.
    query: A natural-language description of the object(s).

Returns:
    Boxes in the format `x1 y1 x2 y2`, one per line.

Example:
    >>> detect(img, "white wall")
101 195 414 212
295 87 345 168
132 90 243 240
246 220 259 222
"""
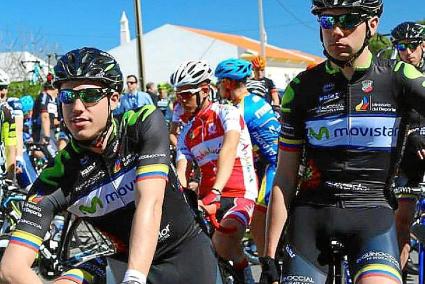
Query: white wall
0 52 49 82
109 24 239 86
265 65 305 90
108 24 312 89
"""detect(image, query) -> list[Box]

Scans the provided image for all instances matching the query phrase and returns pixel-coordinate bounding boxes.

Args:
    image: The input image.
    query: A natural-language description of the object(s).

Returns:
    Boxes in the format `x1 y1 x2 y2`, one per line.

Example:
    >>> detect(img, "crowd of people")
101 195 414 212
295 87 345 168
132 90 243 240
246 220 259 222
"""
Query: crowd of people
0 0 423 283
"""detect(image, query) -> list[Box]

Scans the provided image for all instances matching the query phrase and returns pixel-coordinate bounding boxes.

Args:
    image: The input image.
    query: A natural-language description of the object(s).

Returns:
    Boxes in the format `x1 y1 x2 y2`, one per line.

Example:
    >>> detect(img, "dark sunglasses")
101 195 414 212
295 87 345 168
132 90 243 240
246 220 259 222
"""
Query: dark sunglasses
59 88 113 106
318 13 366 30
0 85 8 91
395 42 421 52
127 81 137 85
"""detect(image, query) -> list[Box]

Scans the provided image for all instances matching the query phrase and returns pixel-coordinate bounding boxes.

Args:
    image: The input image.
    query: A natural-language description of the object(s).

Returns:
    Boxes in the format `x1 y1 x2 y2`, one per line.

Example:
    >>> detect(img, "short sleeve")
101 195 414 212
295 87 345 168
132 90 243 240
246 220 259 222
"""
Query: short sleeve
279 76 306 152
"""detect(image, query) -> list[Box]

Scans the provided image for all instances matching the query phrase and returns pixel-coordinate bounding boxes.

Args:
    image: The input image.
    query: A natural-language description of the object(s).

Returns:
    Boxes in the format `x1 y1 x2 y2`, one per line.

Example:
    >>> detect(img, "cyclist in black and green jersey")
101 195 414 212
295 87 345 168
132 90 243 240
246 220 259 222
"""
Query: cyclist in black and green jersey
0 48 219 284
0 68 17 180
391 21 425 271
260 1 425 284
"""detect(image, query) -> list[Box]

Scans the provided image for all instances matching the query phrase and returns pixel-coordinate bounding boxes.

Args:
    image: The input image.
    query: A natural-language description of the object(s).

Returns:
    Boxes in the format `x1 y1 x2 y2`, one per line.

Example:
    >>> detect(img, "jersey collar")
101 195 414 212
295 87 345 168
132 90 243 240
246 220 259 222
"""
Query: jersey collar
325 52 373 74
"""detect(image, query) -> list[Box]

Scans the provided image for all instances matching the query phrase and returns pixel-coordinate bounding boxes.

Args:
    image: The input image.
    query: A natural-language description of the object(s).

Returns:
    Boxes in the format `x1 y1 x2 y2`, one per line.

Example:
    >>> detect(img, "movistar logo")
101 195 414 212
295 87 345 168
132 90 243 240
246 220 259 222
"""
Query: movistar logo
79 197 104 214
105 180 135 204
309 126 399 140
308 127 330 140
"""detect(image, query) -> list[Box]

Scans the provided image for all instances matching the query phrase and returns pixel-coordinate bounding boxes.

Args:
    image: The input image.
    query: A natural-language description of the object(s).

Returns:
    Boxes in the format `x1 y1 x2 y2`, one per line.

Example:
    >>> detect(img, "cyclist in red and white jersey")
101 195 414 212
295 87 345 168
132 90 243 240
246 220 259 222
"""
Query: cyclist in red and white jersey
172 60 258 283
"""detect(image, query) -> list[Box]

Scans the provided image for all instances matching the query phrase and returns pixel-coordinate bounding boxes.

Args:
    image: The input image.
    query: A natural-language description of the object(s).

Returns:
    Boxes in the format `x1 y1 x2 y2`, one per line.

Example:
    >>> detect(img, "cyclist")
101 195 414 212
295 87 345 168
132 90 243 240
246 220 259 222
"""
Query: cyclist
215 58 280 257
260 1 425 284
391 22 425 270
0 47 219 284
392 22 425 72
248 56 280 108
32 81 59 157
172 60 258 283
16 95 37 189
0 68 17 180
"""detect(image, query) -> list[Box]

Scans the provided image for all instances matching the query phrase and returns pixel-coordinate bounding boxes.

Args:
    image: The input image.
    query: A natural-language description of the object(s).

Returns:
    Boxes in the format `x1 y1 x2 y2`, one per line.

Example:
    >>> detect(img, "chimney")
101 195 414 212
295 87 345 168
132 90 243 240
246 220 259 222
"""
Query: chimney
120 11 130 45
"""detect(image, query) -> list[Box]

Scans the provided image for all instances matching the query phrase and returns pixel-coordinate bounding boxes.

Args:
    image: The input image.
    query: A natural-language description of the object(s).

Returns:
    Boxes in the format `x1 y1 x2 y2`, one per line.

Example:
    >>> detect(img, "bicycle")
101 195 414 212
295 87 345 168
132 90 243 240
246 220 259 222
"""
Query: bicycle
393 185 425 284
37 213 115 280
0 178 27 235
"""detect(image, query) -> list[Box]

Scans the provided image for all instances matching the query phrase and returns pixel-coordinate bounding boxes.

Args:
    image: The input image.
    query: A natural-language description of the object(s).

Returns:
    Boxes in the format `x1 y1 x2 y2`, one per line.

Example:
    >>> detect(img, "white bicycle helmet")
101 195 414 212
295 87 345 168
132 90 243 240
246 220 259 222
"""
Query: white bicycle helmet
170 60 213 88
0 69 10 86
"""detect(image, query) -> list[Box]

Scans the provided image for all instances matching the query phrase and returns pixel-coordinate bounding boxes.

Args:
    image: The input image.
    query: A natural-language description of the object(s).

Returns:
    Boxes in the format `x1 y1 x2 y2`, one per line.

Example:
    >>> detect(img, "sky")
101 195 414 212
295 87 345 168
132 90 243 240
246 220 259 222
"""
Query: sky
0 0 423 59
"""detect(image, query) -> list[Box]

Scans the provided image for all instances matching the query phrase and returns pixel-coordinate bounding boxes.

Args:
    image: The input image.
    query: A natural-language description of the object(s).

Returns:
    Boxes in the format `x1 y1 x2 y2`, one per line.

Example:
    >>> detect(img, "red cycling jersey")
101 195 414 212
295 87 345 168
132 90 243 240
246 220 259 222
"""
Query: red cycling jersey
177 102 258 201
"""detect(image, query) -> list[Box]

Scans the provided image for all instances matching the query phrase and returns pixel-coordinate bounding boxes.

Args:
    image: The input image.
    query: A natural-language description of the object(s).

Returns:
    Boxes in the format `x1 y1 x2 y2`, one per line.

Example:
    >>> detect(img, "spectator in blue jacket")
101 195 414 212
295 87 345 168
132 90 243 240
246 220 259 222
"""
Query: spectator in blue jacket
114 74 153 115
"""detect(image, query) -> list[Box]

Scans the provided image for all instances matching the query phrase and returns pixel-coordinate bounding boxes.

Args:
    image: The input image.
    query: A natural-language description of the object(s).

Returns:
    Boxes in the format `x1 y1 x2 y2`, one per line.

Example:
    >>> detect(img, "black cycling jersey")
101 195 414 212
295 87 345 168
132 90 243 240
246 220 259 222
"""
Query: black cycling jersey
247 77 276 104
398 65 425 189
279 56 425 208
32 92 58 141
12 106 200 262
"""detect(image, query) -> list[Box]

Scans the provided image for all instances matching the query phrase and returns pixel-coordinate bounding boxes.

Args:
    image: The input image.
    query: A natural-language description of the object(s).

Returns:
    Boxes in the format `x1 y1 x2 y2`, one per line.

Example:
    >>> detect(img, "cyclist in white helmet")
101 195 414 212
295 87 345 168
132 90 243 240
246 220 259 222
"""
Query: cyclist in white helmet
172 60 258 284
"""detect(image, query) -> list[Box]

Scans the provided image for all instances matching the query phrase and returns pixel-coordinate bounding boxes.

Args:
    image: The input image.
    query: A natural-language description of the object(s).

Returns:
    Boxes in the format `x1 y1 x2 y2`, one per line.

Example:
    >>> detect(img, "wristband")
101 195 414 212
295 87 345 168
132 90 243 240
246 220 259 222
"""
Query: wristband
211 187 222 194
122 269 147 284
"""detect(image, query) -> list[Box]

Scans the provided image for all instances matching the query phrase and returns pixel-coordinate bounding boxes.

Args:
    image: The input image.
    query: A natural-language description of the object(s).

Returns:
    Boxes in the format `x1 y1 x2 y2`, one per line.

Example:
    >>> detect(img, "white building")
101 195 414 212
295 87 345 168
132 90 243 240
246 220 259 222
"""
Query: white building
109 13 323 89
0 51 50 82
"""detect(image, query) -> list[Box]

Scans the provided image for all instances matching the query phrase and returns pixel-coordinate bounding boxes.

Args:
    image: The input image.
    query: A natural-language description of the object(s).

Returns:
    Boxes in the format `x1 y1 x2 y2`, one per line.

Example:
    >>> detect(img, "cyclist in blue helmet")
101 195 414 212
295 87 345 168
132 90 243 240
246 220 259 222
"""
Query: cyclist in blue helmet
215 58 252 82
20 95 34 116
215 58 281 266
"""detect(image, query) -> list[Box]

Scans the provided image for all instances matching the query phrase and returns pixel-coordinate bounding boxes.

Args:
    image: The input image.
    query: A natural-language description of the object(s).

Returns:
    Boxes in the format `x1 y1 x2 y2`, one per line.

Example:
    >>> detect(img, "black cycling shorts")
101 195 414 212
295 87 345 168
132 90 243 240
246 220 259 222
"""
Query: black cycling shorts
58 231 220 284
279 206 402 284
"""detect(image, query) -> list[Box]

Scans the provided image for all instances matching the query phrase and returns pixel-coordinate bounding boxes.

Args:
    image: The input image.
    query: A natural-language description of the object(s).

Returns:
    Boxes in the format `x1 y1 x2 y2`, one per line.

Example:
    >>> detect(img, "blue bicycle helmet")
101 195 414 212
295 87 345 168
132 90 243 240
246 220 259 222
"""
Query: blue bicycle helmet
215 59 252 81
20 95 34 115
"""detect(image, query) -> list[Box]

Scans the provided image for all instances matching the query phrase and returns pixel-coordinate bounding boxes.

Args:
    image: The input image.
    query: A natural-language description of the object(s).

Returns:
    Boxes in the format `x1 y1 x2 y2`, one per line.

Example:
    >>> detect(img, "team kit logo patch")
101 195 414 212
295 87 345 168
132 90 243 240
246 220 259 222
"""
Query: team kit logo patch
355 96 370 111
361 80 374 93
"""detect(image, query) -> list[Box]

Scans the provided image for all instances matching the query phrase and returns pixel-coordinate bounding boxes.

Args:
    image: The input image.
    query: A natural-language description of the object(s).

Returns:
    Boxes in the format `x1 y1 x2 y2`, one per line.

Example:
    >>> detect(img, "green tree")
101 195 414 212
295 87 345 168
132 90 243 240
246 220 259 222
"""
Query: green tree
7 81 41 98
369 33 393 59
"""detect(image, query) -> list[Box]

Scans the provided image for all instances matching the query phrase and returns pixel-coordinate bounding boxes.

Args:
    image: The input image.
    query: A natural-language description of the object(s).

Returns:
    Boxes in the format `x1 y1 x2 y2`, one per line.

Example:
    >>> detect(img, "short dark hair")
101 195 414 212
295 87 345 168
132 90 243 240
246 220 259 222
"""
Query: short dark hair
146 82 155 90
126 75 138 83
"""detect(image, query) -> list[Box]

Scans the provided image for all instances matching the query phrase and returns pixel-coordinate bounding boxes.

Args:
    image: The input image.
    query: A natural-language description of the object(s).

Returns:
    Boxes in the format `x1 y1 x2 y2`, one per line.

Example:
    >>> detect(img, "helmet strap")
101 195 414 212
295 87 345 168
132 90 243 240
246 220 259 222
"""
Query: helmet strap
418 46 425 71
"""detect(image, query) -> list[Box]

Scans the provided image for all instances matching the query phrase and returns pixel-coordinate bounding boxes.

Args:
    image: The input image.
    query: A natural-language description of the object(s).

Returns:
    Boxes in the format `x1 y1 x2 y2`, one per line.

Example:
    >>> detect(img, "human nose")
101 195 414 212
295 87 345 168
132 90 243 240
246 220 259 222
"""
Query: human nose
71 98 86 113
330 25 345 38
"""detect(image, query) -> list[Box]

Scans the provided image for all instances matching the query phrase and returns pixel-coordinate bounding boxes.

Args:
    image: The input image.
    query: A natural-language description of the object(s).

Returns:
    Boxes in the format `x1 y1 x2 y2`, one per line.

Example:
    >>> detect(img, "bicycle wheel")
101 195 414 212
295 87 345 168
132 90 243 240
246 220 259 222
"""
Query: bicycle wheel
58 217 114 268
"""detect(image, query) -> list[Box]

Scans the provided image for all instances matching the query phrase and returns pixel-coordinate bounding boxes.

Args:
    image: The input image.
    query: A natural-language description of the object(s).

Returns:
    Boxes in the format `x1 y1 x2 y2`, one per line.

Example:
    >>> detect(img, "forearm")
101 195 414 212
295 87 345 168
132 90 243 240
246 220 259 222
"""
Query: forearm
395 199 416 244
169 122 179 148
271 91 280 106
0 244 42 284
15 116 23 158
127 194 163 275
213 144 237 190
169 133 178 148
264 150 300 257
176 159 188 188
41 113 50 138
5 145 16 176
264 185 287 257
